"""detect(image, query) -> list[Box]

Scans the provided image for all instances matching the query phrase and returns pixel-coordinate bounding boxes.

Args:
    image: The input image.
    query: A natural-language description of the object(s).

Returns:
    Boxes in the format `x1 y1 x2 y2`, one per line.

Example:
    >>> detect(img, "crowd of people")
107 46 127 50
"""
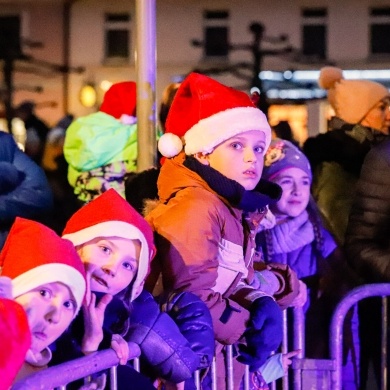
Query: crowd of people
1 67 389 390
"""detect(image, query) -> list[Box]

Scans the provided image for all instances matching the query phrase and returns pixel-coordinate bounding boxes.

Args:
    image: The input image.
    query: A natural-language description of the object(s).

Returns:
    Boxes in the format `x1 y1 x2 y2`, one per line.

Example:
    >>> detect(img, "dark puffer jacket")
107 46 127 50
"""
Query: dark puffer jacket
0 132 53 249
51 289 211 386
303 119 385 245
158 290 215 370
127 290 205 383
345 138 390 282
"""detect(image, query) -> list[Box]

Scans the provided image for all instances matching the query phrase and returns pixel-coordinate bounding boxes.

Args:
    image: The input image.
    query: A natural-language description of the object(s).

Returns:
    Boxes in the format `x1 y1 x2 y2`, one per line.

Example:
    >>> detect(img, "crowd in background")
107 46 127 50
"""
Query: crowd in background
1 66 390 390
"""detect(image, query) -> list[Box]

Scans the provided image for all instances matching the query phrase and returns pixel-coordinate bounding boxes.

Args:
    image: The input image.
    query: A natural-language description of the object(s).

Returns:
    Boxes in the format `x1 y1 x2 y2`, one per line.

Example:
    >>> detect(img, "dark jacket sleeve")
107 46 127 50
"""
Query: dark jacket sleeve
126 290 200 383
0 132 53 222
345 140 390 282
159 291 215 369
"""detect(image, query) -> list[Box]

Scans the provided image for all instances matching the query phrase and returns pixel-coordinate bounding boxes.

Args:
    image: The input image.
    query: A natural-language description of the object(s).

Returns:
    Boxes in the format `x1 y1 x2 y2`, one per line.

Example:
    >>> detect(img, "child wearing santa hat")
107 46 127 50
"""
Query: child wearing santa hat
64 81 140 203
0 217 87 384
57 188 209 389
145 72 299 389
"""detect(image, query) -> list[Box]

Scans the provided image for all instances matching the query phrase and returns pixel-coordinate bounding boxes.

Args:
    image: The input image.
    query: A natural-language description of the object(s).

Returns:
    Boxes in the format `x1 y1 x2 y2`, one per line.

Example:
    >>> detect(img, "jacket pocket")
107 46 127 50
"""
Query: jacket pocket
213 238 248 294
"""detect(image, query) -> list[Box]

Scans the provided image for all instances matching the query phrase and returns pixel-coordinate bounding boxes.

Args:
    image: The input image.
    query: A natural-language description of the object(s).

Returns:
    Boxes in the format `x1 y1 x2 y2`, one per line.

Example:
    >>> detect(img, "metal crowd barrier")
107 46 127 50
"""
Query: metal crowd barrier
287 283 390 390
12 348 140 390
12 284 390 390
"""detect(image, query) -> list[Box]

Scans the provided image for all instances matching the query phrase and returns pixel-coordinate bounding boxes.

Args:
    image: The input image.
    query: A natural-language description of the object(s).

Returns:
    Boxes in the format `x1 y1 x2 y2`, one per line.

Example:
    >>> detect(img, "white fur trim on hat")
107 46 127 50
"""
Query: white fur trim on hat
62 221 150 302
12 263 86 316
184 106 271 155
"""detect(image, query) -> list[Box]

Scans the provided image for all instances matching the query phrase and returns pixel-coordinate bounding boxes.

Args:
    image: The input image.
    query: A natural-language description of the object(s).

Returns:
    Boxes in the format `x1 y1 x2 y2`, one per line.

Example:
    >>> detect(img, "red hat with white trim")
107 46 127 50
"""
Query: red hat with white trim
100 81 137 123
62 188 155 301
0 218 86 315
158 72 271 158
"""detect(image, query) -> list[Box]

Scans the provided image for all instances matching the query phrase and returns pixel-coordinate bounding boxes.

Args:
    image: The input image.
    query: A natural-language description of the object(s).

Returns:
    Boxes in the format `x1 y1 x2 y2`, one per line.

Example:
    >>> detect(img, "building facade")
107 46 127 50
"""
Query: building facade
1 0 390 141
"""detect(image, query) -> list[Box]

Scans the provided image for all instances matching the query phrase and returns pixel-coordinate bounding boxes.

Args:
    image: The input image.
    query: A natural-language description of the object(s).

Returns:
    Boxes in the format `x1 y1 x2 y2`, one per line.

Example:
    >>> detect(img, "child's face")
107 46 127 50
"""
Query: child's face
15 282 76 354
270 167 311 219
78 237 140 296
197 130 266 190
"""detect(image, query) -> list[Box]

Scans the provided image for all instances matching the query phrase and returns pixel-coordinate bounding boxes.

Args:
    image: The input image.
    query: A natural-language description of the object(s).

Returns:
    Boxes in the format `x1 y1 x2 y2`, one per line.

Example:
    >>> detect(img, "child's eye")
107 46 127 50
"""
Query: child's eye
231 142 242 150
254 146 265 154
63 300 76 310
279 178 292 186
39 289 51 299
100 245 112 255
122 261 134 271
302 179 311 186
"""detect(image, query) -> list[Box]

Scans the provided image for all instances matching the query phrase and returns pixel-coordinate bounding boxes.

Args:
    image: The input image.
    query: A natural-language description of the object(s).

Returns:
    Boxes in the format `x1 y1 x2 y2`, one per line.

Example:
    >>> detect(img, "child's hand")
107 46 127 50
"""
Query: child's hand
110 335 140 365
77 373 107 390
81 292 113 353
281 349 301 372
0 276 13 299
289 280 307 308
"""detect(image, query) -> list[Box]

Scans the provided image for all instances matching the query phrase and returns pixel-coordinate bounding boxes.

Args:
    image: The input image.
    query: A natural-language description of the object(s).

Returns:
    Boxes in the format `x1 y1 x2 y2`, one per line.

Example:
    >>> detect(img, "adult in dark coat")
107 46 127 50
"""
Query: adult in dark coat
15 101 50 165
0 131 53 249
303 66 390 245
345 138 390 389
345 138 390 281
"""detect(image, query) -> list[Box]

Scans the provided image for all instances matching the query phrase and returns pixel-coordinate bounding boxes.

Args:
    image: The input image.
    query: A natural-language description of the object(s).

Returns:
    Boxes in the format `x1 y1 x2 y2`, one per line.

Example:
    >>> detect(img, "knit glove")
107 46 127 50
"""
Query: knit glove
237 296 283 372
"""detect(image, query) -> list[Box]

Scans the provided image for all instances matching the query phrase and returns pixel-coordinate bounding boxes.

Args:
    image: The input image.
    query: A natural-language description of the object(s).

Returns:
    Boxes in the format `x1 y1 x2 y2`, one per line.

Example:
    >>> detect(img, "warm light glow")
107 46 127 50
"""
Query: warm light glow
268 105 308 146
100 80 113 92
79 84 97 108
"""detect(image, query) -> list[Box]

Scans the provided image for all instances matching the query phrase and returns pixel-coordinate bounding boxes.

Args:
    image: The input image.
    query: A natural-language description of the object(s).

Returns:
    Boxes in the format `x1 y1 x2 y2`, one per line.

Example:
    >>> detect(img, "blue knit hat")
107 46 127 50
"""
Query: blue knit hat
263 139 312 181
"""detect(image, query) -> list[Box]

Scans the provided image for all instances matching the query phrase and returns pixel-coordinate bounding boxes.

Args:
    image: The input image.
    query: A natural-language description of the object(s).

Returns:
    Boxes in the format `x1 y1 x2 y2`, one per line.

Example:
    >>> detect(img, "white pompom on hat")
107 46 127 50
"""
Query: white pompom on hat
318 66 389 125
62 188 156 302
158 72 272 158
0 218 86 316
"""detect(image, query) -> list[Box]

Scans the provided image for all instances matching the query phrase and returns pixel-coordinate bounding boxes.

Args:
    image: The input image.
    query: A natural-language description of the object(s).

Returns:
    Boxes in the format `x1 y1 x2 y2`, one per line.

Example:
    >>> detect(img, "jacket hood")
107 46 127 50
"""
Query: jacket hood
64 111 137 172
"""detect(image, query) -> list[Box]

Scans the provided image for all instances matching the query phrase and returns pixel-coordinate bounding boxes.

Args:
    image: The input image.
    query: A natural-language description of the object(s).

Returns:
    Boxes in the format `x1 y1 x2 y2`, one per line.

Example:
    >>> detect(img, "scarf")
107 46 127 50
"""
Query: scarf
269 211 314 254
183 156 282 212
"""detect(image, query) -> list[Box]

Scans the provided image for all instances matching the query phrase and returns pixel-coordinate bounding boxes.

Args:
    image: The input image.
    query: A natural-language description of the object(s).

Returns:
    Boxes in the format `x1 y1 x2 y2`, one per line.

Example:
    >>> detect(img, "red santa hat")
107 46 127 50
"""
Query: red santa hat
0 218 86 315
100 81 137 122
62 188 156 301
158 72 271 158
0 298 31 388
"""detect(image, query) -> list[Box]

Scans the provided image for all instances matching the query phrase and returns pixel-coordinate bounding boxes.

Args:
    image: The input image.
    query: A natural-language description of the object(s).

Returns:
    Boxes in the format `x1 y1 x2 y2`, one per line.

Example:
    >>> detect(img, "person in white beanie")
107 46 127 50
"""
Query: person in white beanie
145 72 302 390
303 66 390 245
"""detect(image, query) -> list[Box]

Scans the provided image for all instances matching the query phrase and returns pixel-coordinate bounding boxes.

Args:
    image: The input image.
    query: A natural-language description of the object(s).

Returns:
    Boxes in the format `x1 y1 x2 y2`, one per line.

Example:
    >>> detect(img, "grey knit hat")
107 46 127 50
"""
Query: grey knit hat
262 139 312 181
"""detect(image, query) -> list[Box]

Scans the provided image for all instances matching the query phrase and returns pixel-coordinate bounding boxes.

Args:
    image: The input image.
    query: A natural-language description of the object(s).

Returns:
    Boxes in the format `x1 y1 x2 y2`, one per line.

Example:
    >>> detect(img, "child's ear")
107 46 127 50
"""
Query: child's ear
194 152 210 166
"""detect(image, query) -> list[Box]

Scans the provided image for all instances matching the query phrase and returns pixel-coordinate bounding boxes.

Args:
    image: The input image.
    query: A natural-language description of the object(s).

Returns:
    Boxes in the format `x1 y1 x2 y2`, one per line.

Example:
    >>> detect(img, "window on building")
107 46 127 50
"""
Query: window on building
104 13 131 62
203 10 229 59
370 7 390 55
0 15 21 59
301 8 327 60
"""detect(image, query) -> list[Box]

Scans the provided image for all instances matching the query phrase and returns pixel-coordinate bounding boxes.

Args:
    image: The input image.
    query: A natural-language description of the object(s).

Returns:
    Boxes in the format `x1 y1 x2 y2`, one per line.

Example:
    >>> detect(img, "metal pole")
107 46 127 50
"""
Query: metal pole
330 284 390 390
381 296 388 390
135 0 157 171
